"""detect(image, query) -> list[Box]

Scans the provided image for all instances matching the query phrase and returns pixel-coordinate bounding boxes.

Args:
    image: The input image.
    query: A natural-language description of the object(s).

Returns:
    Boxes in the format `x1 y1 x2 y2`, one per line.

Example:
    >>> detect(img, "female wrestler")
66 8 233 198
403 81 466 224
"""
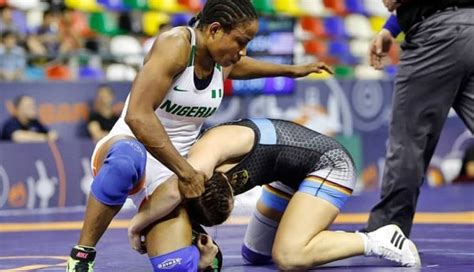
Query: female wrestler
129 119 420 271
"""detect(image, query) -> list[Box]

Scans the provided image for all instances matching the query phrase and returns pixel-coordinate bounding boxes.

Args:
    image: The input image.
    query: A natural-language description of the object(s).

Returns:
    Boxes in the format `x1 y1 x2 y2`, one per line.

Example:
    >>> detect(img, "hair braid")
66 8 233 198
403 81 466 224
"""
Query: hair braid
189 0 257 31
186 172 234 227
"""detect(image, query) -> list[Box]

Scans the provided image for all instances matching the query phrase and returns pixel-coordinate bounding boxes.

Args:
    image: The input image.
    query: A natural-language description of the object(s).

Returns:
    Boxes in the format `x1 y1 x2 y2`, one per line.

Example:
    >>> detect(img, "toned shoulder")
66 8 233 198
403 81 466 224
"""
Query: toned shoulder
155 27 191 53
146 26 192 68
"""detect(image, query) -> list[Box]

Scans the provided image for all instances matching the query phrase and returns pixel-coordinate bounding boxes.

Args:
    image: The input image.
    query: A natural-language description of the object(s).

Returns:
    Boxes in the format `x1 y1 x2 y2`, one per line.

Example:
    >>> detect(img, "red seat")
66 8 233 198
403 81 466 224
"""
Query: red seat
300 17 325 37
46 65 72 80
177 0 202 11
323 0 347 15
303 40 327 56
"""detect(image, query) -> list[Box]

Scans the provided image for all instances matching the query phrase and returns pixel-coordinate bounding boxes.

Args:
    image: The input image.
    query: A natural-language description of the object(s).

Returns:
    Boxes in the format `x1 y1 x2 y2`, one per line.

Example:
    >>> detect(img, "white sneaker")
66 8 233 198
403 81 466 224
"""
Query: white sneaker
364 224 421 267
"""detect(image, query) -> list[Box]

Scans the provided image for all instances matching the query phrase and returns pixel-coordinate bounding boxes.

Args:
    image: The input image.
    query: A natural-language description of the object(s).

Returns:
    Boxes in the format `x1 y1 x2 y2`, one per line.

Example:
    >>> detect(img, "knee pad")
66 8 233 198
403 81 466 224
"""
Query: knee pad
91 140 146 205
150 245 199 272
241 209 278 265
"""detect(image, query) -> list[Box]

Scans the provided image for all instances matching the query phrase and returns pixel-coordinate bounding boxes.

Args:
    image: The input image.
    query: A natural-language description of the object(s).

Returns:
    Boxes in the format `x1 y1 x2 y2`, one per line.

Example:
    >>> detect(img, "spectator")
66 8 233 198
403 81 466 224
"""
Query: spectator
0 31 26 81
36 10 61 57
58 8 82 54
87 84 119 142
0 6 23 36
452 144 474 183
1 95 58 142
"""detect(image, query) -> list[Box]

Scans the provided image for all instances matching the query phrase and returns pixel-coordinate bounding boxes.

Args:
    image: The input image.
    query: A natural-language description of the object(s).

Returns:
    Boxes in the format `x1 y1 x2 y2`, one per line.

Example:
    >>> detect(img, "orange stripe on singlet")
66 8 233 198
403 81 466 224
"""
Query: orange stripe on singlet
305 175 353 196
92 142 146 196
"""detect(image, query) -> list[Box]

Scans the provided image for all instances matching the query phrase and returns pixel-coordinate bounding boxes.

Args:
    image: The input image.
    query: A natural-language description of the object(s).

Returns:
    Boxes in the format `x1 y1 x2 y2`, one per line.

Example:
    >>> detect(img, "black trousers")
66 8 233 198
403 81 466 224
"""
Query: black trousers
365 8 474 237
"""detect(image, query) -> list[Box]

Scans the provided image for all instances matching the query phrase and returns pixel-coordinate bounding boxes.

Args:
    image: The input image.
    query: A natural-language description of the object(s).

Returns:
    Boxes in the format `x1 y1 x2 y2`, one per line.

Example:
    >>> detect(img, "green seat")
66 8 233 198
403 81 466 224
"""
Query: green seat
252 0 274 15
89 12 123 36
124 0 149 10
334 65 355 79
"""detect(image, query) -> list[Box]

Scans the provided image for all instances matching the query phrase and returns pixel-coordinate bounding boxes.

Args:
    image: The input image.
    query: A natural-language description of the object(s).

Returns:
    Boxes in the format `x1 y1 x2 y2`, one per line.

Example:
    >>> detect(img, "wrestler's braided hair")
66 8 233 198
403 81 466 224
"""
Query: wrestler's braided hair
186 172 234 227
188 0 257 32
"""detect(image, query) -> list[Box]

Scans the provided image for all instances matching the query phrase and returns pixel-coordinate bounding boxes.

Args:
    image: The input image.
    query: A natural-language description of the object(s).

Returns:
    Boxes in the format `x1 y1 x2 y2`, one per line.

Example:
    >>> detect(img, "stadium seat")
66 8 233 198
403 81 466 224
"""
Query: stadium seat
148 0 185 13
89 11 122 36
106 63 137 81
97 0 128 11
333 64 354 79
323 0 347 15
354 64 383 79
46 65 72 80
171 13 192 27
65 0 103 12
299 0 328 16
24 66 45 81
344 14 373 39
110 35 143 65
79 66 104 80
178 0 202 12
364 0 389 16
327 40 358 64
274 0 303 16
349 39 370 60
344 0 366 14
123 0 149 10
6 0 41 10
323 16 346 38
142 11 170 36
303 40 327 56
369 16 386 33
301 17 326 37
252 0 274 15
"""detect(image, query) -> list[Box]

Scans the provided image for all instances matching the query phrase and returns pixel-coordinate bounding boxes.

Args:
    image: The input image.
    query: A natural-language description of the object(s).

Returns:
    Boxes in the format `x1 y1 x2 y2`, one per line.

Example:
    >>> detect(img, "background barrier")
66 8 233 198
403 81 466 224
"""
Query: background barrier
0 80 471 210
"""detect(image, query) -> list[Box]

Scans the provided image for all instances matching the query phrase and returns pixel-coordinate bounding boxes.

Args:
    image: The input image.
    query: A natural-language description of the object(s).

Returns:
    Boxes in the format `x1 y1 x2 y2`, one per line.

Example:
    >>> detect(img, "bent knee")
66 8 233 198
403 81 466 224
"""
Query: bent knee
272 247 306 270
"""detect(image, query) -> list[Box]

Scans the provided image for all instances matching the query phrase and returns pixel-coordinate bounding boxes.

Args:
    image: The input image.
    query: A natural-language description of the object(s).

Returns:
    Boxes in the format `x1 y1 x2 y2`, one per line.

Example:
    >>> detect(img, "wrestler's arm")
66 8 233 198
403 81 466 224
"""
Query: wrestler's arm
224 56 333 80
128 125 253 248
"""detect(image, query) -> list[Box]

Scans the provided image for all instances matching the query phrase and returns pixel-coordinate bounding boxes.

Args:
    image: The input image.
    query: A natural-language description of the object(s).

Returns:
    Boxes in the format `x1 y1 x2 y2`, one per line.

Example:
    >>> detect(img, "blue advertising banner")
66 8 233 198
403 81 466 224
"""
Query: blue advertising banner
0 82 131 139
0 80 471 211
0 140 94 210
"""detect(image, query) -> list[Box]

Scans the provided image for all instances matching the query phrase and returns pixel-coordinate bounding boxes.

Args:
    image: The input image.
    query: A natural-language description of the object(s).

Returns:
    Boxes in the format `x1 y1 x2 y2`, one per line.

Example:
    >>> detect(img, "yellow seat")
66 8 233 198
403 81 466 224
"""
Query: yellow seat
143 11 170 36
148 0 186 13
274 0 303 16
65 0 102 12
368 16 386 32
